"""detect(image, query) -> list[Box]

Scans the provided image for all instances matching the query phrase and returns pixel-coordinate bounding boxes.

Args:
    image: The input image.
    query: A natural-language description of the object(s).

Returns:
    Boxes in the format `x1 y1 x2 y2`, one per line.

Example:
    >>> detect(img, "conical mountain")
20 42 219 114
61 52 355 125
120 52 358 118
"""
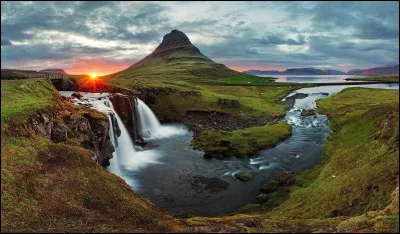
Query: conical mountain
110 29 244 80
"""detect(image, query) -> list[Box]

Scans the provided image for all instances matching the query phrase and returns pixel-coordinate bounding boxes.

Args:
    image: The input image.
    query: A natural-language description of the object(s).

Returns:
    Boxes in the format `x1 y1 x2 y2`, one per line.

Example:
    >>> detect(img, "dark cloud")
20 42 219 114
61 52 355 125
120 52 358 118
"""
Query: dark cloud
1 1 399 72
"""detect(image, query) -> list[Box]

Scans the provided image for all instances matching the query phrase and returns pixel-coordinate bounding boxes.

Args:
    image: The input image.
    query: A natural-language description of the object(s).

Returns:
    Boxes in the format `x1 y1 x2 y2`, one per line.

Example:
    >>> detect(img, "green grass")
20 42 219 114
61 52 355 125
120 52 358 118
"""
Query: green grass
347 75 399 83
192 122 291 158
263 88 399 220
1 80 56 129
223 76 275 84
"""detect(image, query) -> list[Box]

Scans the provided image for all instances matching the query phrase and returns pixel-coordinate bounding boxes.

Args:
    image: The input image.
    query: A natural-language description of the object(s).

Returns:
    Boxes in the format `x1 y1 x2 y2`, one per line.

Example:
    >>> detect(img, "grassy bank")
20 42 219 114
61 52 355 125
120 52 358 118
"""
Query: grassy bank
192 122 291 158
1 81 56 129
346 75 399 83
260 88 399 227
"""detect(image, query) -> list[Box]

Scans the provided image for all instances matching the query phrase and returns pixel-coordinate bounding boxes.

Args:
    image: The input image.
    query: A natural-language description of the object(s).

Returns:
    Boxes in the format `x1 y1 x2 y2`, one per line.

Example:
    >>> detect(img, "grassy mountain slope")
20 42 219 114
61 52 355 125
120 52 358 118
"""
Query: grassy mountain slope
107 30 248 82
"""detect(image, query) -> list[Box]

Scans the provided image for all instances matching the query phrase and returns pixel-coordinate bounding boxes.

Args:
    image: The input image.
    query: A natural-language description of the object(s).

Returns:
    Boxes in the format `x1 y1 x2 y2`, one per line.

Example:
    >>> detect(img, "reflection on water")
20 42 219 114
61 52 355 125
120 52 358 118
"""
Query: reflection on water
257 74 368 83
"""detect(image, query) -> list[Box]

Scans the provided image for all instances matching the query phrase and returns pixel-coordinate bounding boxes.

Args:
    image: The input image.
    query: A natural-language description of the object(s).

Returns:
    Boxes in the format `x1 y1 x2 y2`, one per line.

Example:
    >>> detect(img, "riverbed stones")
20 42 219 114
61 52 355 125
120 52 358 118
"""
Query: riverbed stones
235 172 252 182
71 92 82 99
301 109 316 116
260 180 278 194
277 171 296 186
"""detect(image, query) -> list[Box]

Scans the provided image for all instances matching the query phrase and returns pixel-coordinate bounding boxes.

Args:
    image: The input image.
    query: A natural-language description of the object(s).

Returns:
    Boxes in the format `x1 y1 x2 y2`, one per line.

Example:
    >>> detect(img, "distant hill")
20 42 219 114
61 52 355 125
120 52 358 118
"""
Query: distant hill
347 64 399 75
1 69 66 80
245 70 281 75
40 69 67 74
284 68 327 75
323 69 346 75
347 69 363 75
107 29 245 80
244 67 337 75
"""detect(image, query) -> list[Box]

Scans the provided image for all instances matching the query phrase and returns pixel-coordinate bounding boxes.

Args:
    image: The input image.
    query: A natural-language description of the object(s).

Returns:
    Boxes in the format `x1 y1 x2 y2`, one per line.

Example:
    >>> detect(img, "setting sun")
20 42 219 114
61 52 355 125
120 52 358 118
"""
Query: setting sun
89 73 97 79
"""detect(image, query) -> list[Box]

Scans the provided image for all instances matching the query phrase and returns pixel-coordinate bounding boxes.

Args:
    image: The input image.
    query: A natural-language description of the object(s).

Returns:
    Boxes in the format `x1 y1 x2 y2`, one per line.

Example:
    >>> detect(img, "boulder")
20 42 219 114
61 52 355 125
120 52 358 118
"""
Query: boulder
71 92 82 99
256 193 269 202
277 171 296 186
235 172 252 182
260 180 278 193
301 109 316 116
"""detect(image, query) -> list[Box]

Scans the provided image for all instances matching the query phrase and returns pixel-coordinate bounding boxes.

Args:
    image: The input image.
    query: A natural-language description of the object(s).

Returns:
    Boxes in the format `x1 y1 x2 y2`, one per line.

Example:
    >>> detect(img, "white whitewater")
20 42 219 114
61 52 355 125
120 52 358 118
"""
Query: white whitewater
137 99 161 138
58 92 186 190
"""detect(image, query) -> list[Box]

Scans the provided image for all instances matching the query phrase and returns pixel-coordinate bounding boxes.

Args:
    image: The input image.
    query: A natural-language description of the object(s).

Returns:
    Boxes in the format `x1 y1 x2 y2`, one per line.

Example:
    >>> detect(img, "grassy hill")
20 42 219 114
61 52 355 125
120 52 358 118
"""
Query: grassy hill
106 30 250 82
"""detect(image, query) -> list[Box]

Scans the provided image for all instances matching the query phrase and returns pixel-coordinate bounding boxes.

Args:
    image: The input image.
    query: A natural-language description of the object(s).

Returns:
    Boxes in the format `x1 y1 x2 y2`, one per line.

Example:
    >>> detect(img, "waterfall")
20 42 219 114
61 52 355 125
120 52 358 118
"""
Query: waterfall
58 91 181 190
90 98 137 171
136 99 161 138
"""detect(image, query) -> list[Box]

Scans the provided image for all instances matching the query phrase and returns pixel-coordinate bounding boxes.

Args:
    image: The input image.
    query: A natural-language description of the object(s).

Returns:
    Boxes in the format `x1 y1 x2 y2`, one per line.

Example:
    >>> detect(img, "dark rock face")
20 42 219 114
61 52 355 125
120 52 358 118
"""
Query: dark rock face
277 171 296 186
51 123 68 142
50 77 79 91
71 92 82 99
301 109 316 116
217 98 240 108
138 87 177 105
5 104 114 168
260 180 278 194
108 94 142 144
155 29 200 54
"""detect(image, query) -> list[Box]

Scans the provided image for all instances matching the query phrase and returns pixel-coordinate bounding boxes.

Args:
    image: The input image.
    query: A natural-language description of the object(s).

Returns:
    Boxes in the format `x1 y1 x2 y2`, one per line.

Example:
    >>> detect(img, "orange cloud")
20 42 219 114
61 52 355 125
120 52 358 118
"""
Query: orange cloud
64 59 135 76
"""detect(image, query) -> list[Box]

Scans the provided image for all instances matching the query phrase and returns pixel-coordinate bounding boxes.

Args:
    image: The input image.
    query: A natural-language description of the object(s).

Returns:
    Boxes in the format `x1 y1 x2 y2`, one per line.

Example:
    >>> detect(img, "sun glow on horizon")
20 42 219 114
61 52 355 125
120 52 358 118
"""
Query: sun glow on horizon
89 73 98 79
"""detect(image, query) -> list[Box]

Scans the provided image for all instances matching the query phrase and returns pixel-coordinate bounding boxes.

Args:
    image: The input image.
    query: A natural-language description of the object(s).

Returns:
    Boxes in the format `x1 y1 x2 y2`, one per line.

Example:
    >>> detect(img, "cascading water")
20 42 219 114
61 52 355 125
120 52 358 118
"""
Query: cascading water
58 92 169 190
137 99 161 138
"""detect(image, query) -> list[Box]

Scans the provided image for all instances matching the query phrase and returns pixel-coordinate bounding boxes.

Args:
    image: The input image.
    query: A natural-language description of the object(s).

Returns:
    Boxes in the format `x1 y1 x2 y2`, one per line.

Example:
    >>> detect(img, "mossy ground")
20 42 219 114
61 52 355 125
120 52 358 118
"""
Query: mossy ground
1 80 56 129
192 122 291 158
348 75 399 83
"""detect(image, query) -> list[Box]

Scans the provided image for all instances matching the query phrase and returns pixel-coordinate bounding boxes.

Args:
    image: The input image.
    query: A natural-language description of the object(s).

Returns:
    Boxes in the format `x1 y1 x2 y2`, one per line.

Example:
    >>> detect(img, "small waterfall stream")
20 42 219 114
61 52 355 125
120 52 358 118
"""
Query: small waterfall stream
137 99 161 138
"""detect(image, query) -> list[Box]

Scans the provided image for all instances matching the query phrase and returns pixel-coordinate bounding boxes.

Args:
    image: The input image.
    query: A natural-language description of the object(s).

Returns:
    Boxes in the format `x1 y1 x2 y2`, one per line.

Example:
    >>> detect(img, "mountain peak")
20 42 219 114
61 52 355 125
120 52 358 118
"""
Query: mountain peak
155 29 194 51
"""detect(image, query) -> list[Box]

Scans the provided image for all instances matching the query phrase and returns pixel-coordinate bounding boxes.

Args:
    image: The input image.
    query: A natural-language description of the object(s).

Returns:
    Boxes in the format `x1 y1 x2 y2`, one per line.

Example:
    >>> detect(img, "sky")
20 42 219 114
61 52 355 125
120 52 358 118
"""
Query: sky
1 1 399 75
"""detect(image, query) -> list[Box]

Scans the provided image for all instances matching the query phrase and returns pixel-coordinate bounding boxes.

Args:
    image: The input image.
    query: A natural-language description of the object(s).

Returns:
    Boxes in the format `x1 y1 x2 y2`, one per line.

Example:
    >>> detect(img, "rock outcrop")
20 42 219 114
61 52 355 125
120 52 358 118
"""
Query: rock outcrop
108 93 144 145
301 109 316 116
5 103 114 167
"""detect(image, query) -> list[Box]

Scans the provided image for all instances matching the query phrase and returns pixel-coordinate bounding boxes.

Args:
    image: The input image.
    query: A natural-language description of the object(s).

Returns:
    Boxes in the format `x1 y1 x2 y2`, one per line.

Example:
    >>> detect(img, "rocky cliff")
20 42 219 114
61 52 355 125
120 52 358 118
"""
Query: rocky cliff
5 98 114 167
108 93 144 144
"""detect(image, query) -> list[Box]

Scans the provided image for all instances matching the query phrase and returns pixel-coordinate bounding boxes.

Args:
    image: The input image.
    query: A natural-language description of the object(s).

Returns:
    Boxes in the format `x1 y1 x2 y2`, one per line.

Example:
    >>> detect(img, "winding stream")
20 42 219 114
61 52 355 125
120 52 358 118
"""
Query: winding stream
59 83 399 217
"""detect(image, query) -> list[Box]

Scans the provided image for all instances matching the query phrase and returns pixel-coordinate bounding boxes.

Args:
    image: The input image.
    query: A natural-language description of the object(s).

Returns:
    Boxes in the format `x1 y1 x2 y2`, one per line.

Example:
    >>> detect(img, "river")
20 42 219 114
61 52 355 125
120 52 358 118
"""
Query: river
59 82 399 217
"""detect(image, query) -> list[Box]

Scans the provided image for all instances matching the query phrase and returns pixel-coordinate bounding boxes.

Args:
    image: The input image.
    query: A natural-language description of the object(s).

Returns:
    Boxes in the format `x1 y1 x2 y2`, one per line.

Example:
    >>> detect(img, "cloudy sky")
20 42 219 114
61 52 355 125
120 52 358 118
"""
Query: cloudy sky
1 1 399 75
